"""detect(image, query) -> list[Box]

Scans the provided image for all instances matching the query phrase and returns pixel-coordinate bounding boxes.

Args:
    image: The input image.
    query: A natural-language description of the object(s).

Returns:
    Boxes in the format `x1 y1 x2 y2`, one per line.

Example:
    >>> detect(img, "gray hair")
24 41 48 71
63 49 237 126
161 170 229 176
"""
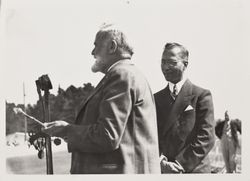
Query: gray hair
96 23 134 56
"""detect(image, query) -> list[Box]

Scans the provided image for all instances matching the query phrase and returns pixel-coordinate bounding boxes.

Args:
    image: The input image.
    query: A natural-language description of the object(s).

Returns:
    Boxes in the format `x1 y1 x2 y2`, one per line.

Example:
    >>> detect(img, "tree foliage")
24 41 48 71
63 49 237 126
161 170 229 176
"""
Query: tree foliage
6 103 25 135
6 83 94 135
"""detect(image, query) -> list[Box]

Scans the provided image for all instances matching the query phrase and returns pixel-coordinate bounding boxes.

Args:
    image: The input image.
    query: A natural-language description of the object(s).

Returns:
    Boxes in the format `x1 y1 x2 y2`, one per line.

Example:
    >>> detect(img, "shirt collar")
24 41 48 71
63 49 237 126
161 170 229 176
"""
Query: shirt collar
168 75 187 95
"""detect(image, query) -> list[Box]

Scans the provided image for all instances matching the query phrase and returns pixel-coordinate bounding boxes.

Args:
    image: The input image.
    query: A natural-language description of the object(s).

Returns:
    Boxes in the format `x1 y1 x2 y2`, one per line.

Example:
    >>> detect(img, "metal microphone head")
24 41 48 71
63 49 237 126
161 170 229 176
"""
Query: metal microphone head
13 107 23 114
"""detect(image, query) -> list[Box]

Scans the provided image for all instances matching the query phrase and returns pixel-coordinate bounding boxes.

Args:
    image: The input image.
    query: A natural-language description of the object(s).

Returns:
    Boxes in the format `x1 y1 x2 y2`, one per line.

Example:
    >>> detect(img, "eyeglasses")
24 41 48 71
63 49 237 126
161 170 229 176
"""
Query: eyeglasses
161 60 178 67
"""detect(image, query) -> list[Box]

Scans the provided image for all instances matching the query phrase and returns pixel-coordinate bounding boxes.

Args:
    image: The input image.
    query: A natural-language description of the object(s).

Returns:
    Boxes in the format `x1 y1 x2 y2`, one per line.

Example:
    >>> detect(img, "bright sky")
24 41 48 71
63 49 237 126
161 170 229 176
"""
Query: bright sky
1 0 250 123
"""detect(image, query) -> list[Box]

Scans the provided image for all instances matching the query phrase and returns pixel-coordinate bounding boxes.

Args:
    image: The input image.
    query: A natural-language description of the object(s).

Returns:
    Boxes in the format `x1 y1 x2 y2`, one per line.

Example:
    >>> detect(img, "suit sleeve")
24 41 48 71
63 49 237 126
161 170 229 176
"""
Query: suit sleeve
175 90 215 172
66 71 133 153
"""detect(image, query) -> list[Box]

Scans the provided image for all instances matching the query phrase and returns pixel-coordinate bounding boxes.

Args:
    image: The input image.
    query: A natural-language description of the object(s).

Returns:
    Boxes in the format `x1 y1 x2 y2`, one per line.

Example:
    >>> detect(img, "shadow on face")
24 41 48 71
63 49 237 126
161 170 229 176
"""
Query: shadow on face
161 47 188 84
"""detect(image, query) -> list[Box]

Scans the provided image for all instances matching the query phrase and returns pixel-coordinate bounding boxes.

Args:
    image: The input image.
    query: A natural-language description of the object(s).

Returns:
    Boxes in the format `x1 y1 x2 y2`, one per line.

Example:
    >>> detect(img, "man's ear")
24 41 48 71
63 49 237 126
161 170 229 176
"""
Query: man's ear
184 61 188 68
108 40 118 54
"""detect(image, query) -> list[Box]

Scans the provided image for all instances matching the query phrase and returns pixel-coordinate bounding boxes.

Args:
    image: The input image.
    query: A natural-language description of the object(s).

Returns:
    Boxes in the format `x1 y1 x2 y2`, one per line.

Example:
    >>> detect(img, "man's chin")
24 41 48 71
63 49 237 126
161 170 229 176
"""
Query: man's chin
164 77 172 82
91 68 98 73
166 78 182 84
165 77 179 84
91 64 100 73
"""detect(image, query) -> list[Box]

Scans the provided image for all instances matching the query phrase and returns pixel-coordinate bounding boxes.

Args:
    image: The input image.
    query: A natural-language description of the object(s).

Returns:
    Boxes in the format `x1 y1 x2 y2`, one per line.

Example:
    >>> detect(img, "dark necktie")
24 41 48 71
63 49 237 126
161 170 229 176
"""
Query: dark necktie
172 84 178 99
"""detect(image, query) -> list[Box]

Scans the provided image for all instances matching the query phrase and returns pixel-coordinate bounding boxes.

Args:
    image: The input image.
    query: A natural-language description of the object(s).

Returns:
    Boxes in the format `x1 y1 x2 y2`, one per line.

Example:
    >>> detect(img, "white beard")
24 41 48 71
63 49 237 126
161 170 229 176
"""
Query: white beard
91 58 105 73
91 61 100 73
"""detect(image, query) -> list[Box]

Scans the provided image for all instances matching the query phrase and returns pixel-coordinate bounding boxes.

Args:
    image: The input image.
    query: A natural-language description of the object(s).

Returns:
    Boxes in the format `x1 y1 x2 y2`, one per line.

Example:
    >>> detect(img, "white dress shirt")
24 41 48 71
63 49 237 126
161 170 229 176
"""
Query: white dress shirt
168 75 187 98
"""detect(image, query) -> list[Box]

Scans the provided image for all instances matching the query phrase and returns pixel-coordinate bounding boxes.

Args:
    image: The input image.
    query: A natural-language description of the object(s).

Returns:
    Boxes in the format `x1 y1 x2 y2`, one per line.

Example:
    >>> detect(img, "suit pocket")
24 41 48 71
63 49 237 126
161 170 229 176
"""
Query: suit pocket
179 110 195 125
177 110 196 140
183 109 194 114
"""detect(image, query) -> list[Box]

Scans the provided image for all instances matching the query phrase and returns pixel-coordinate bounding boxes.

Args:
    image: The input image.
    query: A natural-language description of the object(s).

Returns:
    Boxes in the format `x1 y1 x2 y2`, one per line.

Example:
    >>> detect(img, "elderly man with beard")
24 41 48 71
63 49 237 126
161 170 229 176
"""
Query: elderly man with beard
43 24 160 174
154 42 215 173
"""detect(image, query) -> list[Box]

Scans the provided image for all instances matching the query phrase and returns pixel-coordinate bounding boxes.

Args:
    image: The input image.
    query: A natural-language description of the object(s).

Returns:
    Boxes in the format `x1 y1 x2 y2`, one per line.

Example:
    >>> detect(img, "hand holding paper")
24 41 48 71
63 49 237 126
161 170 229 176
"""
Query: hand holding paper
43 120 69 138
13 107 45 127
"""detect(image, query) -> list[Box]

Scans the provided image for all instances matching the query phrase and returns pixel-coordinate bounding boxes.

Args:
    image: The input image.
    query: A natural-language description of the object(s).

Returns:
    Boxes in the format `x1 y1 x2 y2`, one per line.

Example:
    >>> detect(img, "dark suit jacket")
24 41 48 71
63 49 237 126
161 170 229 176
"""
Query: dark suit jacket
154 79 215 173
66 60 160 174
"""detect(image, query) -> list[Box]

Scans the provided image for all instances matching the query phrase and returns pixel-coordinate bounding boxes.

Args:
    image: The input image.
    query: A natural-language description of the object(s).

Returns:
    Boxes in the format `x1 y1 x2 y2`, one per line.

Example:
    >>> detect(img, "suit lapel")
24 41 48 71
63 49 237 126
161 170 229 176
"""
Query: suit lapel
162 79 195 135
75 75 108 123
74 59 133 124
156 85 174 110
83 75 107 105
